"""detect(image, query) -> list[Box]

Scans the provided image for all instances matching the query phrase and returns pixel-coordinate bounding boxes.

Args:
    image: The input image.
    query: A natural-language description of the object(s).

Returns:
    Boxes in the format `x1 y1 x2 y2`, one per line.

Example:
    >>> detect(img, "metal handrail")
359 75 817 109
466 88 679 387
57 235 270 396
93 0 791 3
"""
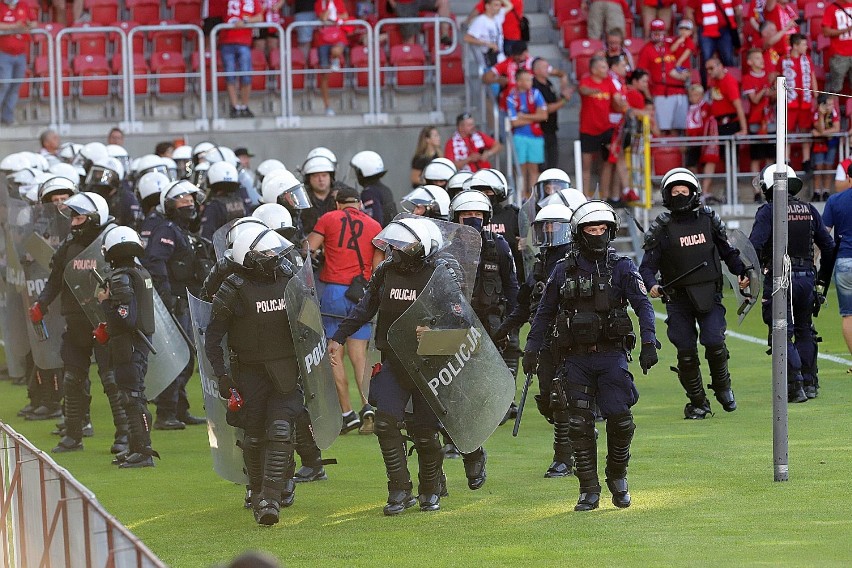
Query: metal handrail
0 29 56 127
127 23 207 128
54 26 127 131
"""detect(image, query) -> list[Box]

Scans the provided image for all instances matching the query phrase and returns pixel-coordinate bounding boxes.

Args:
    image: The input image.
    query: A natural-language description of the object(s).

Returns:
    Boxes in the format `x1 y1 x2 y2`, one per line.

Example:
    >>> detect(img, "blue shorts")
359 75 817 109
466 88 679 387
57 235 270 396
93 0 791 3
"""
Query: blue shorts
220 43 252 86
321 283 372 340
813 144 838 167
513 133 545 165
294 12 318 44
835 257 852 316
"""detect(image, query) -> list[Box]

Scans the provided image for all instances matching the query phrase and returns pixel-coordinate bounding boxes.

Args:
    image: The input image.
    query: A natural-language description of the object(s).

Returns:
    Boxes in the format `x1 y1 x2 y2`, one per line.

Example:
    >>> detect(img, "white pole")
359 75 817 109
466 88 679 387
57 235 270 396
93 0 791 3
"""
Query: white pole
574 139 583 195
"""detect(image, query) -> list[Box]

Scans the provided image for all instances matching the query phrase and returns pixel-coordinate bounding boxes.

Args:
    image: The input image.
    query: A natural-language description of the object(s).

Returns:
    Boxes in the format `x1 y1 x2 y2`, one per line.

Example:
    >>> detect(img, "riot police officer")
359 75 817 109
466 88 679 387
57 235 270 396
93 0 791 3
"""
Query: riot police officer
351 151 397 227
421 157 457 188
329 218 456 515
260 169 312 242
143 180 209 429
446 171 473 200
205 229 303 525
84 156 143 229
96 226 159 468
31 192 130 454
201 161 247 240
495 203 576 478
749 166 836 401
299 155 340 236
525 201 659 511
136 171 170 248
639 168 748 419
172 145 193 180
400 184 451 220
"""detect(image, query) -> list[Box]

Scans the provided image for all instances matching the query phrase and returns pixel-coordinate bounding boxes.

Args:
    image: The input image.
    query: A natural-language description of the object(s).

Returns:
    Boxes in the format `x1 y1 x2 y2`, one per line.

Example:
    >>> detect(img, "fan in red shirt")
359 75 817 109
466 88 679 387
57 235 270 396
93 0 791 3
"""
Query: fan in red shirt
823 0 852 94
742 48 775 181
782 34 817 172
468 0 525 54
444 112 503 171
705 57 746 202
483 42 570 111
637 18 691 133
219 0 263 118
684 84 719 197
0 0 35 126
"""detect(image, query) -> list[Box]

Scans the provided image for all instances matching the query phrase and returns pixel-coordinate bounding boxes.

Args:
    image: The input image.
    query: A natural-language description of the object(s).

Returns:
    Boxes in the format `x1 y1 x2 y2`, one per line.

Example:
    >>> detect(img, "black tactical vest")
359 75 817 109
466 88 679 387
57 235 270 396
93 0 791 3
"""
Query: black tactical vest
487 203 521 272
215 193 247 224
167 226 210 297
112 265 156 335
472 232 503 317
787 198 815 266
60 232 98 316
374 262 436 351
659 213 721 288
227 275 296 363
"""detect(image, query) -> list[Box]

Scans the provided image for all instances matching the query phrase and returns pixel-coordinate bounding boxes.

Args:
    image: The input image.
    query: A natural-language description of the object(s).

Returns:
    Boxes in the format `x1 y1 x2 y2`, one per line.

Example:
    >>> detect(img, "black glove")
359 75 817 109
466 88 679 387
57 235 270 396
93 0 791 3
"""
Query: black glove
217 374 234 400
522 351 538 375
490 326 509 350
813 284 827 317
639 342 658 375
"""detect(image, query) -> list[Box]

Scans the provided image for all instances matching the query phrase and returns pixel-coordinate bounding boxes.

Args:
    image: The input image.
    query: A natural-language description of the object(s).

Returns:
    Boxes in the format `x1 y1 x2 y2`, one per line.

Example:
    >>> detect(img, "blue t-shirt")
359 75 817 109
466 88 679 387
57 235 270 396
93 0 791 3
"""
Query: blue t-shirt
506 87 546 138
823 191 851 258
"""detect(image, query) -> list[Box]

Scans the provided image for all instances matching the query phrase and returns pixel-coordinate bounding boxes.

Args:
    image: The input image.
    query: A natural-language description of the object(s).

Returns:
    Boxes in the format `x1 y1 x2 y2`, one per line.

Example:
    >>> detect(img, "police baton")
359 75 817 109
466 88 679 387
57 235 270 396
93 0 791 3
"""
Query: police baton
512 371 534 437
659 261 709 299
91 268 158 355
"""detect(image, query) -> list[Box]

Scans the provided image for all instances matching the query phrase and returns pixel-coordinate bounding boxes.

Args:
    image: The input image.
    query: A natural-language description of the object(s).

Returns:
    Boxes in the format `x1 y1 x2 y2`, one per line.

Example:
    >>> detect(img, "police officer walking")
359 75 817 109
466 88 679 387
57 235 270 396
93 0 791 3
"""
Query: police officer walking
525 201 659 511
201 161 247 240
84 157 143 229
136 171 170 248
639 168 749 419
749 166 836 401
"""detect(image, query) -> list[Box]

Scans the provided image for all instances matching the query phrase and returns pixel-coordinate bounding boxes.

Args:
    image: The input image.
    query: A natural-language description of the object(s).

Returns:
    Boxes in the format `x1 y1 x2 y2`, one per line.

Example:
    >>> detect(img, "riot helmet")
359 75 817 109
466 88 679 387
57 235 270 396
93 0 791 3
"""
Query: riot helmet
73 142 109 173
232 227 296 276
225 216 269 249
422 157 457 187
538 187 587 210
21 151 50 171
192 141 215 165
101 225 145 266
207 161 240 194
755 164 803 201
468 168 508 204
261 169 311 209
305 146 337 167
252 203 296 239
373 217 442 270
136 154 170 180
58 142 83 165
401 184 451 219
446 170 473 199
449 189 492 231
38 175 78 204
570 200 619 260
0 152 31 173
660 167 701 212
256 159 286 185
533 168 572 203
205 146 239 168
160 180 200 227
532 203 573 248
301 155 336 183
48 162 80 182
161 157 178 181
350 151 387 185
137 171 170 212
84 156 124 196
9 168 48 198
61 191 112 236
106 144 130 173
172 145 193 179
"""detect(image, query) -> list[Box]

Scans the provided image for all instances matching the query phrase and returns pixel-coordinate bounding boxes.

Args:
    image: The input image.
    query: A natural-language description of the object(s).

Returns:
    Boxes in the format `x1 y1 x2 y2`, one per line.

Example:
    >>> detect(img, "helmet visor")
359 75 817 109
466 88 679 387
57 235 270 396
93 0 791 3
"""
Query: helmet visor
282 184 311 210
85 166 120 190
400 187 435 213
140 164 170 179
372 222 422 255
532 220 571 247
534 179 571 202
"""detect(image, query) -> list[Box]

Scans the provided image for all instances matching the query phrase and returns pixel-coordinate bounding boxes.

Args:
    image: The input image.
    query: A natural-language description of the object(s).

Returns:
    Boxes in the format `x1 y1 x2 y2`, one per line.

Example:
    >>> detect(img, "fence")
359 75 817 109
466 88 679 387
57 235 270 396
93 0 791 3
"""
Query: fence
0 421 165 568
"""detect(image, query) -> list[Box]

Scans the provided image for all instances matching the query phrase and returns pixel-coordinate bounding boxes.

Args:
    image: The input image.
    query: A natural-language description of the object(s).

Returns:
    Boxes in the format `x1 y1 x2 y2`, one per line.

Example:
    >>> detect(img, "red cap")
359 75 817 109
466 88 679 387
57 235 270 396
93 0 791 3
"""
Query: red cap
650 19 666 32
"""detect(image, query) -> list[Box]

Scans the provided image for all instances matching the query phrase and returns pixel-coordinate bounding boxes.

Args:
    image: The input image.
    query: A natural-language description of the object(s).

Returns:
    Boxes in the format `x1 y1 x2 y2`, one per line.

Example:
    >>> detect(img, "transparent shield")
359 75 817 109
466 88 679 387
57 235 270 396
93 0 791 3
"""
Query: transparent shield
212 219 237 260
518 196 539 281
187 292 247 484
392 213 482 302
726 228 763 324
284 260 342 450
388 264 515 454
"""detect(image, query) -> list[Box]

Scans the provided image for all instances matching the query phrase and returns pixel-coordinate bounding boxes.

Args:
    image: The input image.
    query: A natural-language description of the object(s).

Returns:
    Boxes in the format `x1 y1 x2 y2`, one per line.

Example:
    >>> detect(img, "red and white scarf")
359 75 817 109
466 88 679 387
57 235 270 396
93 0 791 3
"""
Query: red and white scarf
451 131 486 162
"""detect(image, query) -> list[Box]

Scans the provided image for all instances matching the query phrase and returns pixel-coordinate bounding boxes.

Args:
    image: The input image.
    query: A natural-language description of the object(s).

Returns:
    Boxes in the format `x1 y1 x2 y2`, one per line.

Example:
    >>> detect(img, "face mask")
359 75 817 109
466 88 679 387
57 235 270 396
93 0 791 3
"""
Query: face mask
175 204 197 221
579 233 610 258
390 248 422 271
670 194 693 211
461 216 483 232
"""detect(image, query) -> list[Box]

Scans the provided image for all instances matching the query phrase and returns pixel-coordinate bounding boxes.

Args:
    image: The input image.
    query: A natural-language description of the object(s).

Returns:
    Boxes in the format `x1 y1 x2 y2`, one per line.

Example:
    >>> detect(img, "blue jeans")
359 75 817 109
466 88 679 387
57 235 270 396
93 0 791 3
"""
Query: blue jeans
220 43 252 86
0 51 26 124
698 27 735 84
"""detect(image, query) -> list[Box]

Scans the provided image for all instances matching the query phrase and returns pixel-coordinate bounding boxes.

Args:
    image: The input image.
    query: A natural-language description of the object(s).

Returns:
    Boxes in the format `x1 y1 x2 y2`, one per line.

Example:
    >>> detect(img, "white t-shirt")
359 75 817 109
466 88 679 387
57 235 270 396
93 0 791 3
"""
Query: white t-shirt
467 9 507 68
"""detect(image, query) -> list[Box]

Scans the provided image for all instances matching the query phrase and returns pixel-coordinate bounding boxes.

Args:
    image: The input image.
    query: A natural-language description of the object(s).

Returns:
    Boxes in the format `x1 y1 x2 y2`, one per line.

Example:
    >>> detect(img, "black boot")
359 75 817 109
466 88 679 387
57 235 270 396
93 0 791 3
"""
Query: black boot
413 429 444 512
119 395 159 468
53 369 88 453
568 407 600 511
104 382 130 454
705 343 736 412
788 377 808 403
27 369 63 421
674 350 712 419
375 412 415 515
255 420 295 526
605 412 635 509
546 409 574 478
242 435 265 508
293 409 327 483
462 447 487 490
154 410 186 430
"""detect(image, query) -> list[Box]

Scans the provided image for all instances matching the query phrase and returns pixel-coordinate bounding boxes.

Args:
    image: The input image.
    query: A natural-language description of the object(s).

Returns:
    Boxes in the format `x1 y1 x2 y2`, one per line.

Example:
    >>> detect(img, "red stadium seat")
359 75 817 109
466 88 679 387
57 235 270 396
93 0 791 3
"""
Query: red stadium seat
150 22 184 55
553 0 582 26
439 44 464 85
569 38 602 79
560 14 587 48
150 51 187 96
350 45 387 88
805 1 827 40
390 43 426 88
32 23 66 59
127 0 162 25
18 69 32 101
250 48 269 91
110 21 145 55
290 48 306 90
71 23 107 57
35 55 71 98
653 144 683 176
623 37 645 58
84 0 119 25
379 24 404 48
168 0 201 24
309 48 344 89
72 54 111 98
191 51 225 92
113 52 149 95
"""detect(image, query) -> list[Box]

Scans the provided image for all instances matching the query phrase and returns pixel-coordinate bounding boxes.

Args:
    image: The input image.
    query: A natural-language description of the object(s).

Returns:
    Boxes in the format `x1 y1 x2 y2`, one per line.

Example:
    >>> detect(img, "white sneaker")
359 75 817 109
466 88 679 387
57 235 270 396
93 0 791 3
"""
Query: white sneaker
330 58 341 71
325 107 336 116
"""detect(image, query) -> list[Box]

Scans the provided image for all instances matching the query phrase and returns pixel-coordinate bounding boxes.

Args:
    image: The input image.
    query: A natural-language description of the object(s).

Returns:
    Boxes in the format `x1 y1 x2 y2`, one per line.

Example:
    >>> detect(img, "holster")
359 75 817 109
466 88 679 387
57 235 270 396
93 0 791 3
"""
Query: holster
685 282 717 314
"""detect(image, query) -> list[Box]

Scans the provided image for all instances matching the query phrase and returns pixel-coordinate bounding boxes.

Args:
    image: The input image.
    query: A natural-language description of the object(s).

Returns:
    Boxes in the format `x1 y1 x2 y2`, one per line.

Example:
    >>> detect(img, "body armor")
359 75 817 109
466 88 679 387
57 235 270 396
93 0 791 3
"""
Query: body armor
786 197 815 268
213 193 247 224
109 266 155 335
167 225 212 298
222 274 296 364
471 231 504 320
374 262 437 351
655 211 722 289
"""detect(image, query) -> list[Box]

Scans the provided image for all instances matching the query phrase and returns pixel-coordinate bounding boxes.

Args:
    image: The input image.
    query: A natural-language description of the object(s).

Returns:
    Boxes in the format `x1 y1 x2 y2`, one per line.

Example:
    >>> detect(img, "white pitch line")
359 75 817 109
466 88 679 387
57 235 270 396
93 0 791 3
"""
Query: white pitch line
651 311 852 367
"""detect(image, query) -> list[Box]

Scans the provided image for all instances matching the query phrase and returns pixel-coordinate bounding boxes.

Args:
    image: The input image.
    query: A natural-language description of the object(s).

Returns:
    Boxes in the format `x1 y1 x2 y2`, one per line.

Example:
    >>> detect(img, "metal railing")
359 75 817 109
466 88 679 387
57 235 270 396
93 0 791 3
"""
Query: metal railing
0 422 165 567
0 29 56 127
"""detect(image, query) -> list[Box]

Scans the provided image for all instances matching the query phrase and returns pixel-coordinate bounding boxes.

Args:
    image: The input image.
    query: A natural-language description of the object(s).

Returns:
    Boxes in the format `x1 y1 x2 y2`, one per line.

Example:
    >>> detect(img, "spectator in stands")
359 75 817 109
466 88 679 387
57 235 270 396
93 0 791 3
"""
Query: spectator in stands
155 141 175 158
256 0 284 52
291 0 319 56
822 185 852 358
583 0 627 41
467 0 524 56
783 33 817 174
578 55 626 200
532 56 571 170
685 0 740 84
484 41 571 112
221 0 263 118
50 0 82 25
465 0 512 72
39 129 61 159
410 126 443 187
203 0 228 36
823 0 852 96
604 28 634 71
684 83 719 196
387 0 453 46
761 21 785 84
0 0 33 127
107 127 124 145
638 18 691 134
507 68 548 198
315 0 350 116
641 0 675 37
742 48 774 199
235 147 254 170
445 111 502 172
705 56 746 203
750 0 798 53
812 95 841 202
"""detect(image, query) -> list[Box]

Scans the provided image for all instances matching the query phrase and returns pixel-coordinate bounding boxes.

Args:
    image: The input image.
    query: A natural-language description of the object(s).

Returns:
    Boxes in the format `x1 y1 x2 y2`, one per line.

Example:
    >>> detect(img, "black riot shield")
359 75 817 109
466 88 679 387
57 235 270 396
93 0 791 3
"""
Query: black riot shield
725 228 763 325
62 234 191 398
10 201 70 370
285 261 342 450
391 213 482 302
4 198 33 369
212 219 237 261
388 264 515 454
187 292 247 484
518 196 539 281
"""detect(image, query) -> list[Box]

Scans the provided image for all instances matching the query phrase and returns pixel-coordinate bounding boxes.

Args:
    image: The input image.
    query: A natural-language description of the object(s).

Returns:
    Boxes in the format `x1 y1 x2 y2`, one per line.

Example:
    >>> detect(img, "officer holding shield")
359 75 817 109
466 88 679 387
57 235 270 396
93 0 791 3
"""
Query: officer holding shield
639 168 749 419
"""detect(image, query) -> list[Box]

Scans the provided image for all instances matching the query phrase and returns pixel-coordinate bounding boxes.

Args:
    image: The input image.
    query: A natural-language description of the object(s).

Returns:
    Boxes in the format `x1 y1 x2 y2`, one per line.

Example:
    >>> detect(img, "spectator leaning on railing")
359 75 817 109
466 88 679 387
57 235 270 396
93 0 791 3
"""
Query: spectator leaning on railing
220 0 263 118
0 0 34 127
445 111 502 172
705 57 746 203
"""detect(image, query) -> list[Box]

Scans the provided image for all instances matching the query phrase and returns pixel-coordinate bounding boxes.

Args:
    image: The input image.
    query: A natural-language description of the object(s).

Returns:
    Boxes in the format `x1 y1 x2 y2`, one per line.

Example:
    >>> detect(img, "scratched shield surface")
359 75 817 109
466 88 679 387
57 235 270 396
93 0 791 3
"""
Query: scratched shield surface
388 264 514 454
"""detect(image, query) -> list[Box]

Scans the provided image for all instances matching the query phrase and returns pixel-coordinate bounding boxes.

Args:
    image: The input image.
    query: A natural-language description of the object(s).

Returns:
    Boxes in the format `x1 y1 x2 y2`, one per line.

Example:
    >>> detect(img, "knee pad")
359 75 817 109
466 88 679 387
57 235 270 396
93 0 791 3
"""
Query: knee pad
100 370 116 388
245 436 265 452
62 368 87 389
410 429 442 455
704 343 728 364
374 411 403 438
606 411 635 443
267 420 292 443
567 408 596 445
677 349 701 371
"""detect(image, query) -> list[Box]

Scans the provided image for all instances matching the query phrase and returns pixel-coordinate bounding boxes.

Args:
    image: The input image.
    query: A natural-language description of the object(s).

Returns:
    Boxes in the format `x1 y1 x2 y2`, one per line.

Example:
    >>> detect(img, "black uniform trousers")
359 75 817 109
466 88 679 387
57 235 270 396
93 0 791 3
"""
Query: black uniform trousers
368 355 440 431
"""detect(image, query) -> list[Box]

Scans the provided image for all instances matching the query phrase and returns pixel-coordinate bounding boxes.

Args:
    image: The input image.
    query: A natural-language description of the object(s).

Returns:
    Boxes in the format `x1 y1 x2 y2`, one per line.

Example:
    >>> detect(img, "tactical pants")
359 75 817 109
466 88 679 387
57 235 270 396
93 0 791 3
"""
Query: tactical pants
154 305 195 418
368 356 440 431
115 338 153 455
761 271 816 385
236 362 305 440
664 295 727 352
